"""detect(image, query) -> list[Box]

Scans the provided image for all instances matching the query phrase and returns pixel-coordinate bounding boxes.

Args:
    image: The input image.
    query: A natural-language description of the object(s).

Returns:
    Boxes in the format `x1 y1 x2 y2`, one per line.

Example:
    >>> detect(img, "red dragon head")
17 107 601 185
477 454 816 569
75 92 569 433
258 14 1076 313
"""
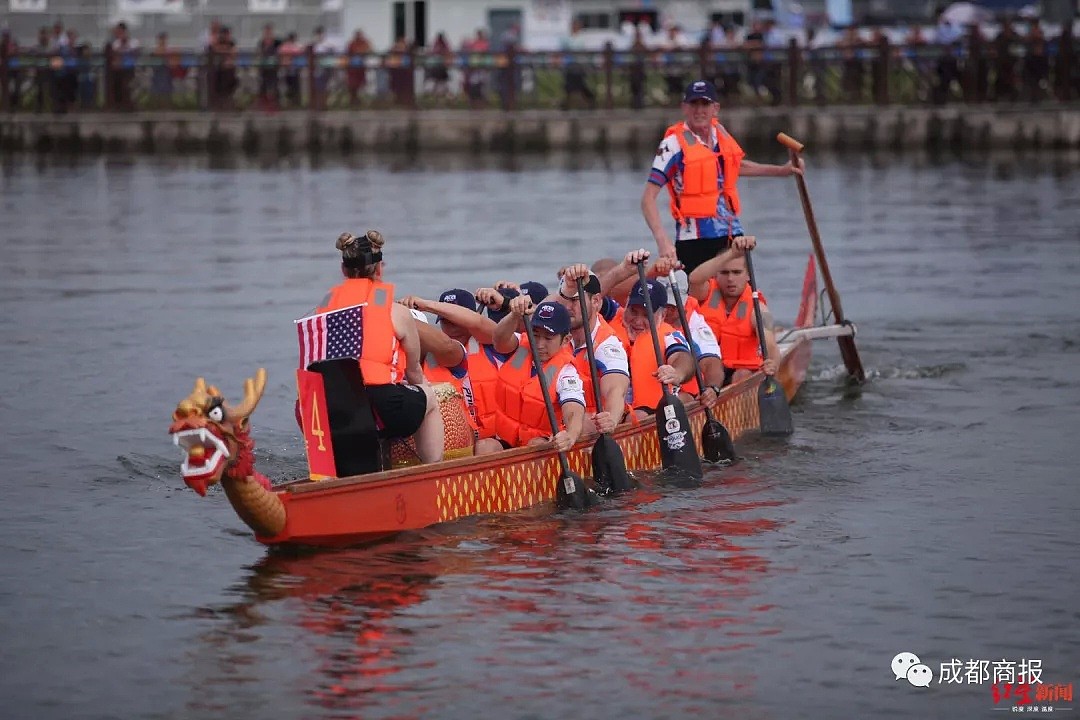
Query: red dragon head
168 369 266 496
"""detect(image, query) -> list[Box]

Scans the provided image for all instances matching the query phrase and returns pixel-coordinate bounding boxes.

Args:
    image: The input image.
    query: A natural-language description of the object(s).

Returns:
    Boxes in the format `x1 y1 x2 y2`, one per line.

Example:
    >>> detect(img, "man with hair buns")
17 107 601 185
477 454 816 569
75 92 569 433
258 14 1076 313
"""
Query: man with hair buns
490 297 586 452
314 230 444 464
688 235 780 387
555 264 631 434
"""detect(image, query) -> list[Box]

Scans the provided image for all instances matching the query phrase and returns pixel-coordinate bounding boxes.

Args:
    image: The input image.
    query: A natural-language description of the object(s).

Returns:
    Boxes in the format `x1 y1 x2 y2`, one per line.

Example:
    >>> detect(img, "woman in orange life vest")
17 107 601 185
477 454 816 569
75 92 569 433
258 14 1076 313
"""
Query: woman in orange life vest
640 78 803 274
490 297 587 452
316 231 445 464
688 235 781 387
398 288 506 456
553 264 631 434
615 277 697 420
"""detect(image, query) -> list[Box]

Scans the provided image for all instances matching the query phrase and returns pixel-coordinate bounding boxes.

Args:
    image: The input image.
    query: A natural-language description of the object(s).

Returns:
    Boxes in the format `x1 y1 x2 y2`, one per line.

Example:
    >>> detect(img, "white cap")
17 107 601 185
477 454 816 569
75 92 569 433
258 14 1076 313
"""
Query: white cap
655 270 689 306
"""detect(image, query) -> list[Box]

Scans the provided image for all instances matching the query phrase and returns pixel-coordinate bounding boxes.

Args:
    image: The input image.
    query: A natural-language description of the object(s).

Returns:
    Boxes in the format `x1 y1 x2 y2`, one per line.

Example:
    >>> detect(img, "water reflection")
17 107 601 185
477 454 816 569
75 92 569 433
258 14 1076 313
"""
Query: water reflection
182 474 789 718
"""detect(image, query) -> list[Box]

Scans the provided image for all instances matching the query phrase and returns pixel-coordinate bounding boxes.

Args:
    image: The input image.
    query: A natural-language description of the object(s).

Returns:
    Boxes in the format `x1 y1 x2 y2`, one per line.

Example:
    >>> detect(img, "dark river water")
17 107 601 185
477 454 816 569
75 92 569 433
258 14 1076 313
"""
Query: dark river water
1 149 1078 720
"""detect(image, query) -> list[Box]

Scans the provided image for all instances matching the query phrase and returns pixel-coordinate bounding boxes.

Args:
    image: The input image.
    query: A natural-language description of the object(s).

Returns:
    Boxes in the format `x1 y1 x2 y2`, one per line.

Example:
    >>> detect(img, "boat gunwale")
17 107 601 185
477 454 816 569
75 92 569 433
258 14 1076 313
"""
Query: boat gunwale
281 340 803 497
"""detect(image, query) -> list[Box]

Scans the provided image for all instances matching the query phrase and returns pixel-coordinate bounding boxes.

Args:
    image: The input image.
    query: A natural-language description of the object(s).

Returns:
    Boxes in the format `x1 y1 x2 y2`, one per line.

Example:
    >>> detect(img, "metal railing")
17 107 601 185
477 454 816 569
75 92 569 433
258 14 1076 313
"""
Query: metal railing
2 36 1076 114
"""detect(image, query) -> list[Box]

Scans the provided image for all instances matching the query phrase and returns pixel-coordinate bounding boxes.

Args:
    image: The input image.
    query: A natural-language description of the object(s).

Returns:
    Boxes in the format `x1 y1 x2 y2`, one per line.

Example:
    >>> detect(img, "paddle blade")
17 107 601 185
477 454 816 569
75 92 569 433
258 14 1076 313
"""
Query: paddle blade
702 418 736 464
758 376 794 437
838 335 867 384
591 435 635 495
556 471 591 511
654 393 704 479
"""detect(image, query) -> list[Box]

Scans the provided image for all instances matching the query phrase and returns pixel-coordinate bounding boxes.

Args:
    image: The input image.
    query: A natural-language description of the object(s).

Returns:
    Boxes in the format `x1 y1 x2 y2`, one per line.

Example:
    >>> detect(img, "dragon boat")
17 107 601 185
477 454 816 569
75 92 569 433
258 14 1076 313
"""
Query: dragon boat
170 254 847 548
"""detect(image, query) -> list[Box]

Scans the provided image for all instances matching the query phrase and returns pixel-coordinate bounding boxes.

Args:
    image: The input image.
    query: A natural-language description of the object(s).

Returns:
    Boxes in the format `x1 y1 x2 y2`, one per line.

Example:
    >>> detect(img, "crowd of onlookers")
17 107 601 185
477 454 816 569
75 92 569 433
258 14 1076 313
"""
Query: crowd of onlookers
1 12 1075 112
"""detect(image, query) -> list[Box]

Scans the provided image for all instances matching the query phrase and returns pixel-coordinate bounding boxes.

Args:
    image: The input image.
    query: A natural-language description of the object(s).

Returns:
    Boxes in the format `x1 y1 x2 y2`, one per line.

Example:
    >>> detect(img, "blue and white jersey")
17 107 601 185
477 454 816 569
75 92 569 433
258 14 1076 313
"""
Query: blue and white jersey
648 127 744 242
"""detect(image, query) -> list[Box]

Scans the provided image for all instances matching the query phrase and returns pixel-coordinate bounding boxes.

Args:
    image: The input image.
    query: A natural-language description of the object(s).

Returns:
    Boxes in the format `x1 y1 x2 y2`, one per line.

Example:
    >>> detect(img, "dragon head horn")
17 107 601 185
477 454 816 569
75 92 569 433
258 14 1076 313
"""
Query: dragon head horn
225 368 267 422
193 377 207 395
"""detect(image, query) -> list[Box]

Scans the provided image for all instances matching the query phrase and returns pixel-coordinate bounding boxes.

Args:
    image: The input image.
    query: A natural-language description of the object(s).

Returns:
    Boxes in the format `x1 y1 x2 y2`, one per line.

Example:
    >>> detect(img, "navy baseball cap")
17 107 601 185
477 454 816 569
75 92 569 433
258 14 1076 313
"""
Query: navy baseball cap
531 301 571 336
519 281 549 302
627 279 669 311
683 79 718 103
486 286 519 324
438 288 477 312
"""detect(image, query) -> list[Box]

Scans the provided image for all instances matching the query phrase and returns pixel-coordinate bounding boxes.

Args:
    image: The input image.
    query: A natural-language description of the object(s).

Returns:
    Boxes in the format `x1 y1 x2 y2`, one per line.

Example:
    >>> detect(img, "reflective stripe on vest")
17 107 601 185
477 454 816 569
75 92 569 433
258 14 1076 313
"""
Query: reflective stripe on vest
316 278 400 385
492 342 574 447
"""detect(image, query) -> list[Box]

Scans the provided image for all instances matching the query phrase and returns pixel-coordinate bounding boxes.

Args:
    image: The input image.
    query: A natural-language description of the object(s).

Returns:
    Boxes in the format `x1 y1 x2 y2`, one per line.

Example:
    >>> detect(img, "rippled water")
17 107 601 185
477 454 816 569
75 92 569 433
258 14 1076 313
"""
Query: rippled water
1 150 1078 720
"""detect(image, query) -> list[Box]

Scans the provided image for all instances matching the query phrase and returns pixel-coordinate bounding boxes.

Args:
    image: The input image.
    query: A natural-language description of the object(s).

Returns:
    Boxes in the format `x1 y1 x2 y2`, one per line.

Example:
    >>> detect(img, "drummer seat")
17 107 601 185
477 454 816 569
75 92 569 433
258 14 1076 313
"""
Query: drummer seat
306 358 391 477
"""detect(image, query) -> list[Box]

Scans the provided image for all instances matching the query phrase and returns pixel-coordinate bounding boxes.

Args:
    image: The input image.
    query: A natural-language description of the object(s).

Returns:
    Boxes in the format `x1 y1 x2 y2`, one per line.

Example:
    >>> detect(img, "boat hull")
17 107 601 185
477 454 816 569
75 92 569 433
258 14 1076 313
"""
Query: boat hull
259 334 813 547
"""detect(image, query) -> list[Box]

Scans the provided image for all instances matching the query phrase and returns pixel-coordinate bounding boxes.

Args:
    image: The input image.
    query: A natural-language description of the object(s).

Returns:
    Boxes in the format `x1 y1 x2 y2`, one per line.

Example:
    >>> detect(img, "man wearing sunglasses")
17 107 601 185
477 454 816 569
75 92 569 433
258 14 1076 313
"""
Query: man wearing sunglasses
640 79 804 274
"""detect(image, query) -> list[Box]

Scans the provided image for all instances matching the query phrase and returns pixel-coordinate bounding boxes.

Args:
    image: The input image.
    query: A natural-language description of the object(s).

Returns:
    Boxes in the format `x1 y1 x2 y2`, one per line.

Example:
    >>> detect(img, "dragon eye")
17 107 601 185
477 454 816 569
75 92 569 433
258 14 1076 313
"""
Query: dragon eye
206 398 225 422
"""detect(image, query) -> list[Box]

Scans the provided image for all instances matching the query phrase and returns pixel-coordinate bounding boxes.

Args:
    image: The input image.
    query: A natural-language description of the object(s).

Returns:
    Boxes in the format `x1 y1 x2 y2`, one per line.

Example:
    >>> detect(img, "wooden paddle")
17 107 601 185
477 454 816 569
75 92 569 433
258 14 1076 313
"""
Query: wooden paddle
574 277 635 495
777 132 867 383
665 270 736 464
521 312 591 510
744 250 794 437
635 263 704 479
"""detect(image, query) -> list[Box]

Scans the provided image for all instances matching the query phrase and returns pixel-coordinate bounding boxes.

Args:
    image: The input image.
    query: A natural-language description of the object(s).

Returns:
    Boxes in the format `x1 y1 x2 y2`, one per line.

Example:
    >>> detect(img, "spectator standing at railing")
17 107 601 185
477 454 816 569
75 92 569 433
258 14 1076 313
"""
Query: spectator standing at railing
150 33 174 109
629 26 647 110
346 29 371 107
33 27 51 112
463 29 489 108
966 24 990 102
717 25 743 102
1 27 21 110
109 22 139 111
761 18 785 105
426 32 452 100
279 33 303 108
992 18 1019 102
838 26 864 103
55 29 79 113
1022 20 1049 102
495 22 520 110
561 18 595 110
210 26 237 109
662 25 689 102
311 27 336 110
257 24 280 110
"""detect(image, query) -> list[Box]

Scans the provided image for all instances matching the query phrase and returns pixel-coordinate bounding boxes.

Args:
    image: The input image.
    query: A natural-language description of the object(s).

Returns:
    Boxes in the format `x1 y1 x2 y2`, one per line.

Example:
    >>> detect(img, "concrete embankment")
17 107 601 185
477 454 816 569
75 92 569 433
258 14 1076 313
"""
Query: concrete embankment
2 105 1078 156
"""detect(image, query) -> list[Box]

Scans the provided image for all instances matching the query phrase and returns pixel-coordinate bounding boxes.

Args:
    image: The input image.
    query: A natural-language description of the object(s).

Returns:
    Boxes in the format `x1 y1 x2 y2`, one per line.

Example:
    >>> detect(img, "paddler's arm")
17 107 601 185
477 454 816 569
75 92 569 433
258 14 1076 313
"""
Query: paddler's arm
741 157 803 177
687 235 757 302
641 182 676 259
556 401 585 453
598 248 650 296
492 296 530 354
390 302 426 386
410 296 499 346
599 373 629 426
414 319 465 368
665 348 696 385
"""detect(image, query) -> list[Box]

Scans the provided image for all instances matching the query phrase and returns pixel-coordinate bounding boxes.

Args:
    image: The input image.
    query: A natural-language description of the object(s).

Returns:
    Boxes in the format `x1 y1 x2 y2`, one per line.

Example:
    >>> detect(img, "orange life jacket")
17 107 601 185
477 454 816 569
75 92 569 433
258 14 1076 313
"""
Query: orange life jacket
316 278 400 385
422 353 480 437
571 317 616 412
663 119 745 221
699 281 767 370
466 346 501 439
492 341 576 447
627 319 696 409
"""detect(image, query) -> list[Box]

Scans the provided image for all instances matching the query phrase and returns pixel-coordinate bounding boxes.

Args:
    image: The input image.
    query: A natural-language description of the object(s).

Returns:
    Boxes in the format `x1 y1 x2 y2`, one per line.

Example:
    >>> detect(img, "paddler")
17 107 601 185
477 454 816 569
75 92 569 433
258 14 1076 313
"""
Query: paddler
654 269 728 409
490 298 586 452
616 277 696 419
554 264 630 434
641 78 803 274
688 236 780 386
399 288 506 455
314 231 444 464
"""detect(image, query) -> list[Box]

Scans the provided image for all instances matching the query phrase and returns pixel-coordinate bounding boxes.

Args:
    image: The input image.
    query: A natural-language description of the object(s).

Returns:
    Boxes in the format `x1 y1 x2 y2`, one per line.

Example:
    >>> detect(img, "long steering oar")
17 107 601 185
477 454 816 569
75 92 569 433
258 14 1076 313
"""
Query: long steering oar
665 271 736 464
574 277 634 495
744 250 794 437
777 132 866 383
521 312 590 510
636 263 703 479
